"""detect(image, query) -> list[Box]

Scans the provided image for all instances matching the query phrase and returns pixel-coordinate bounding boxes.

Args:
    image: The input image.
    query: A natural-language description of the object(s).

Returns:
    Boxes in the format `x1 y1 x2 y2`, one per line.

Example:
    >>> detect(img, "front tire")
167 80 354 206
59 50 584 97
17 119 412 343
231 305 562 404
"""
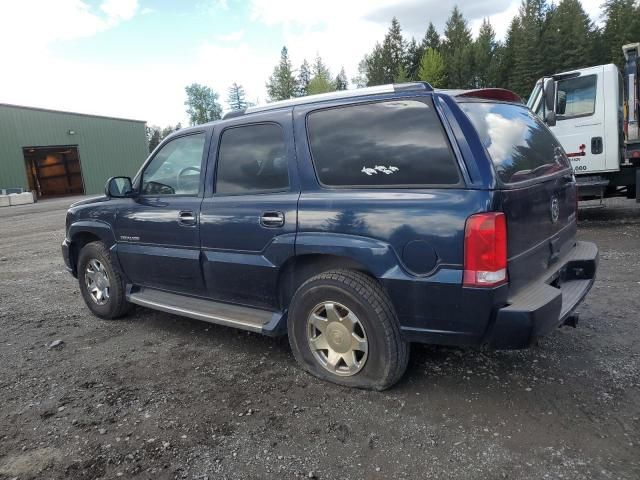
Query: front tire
288 270 409 390
77 241 130 319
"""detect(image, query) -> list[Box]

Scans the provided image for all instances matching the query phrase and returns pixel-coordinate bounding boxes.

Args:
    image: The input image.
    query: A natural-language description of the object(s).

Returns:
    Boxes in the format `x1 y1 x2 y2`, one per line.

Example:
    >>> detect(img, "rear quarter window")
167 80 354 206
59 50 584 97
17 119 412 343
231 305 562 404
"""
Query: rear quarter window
306 99 460 187
459 102 570 184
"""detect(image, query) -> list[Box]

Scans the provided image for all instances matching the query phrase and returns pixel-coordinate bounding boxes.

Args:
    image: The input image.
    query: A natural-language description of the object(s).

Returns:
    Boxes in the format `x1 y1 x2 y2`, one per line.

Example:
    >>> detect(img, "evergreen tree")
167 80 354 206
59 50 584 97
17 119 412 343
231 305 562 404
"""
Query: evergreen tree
266 46 298 101
473 19 498 87
395 64 410 83
335 67 348 90
421 22 441 52
147 126 162 153
184 83 222 126
380 17 407 84
297 59 312 96
545 0 594 73
362 43 387 86
227 82 247 111
307 54 336 94
442 7 474 88
508 0 550 97
418 47 446 87
406 38 421 80
602 0 640 68
307 75 336 94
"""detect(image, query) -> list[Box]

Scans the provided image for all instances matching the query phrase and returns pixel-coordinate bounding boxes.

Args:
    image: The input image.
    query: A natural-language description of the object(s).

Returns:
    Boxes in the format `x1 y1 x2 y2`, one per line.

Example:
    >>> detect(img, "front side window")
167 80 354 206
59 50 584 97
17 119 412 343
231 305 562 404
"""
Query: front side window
215 123 289 195
460 102 570 184
556 75 597 118
141 133 206 195
307 99 460 187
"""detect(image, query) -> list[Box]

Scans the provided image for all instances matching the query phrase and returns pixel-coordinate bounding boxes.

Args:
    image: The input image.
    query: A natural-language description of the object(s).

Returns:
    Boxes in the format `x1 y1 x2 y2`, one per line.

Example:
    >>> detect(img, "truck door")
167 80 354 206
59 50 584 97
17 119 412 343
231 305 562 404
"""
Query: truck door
549 70 608 175
199 110 299 310
115 131 209 296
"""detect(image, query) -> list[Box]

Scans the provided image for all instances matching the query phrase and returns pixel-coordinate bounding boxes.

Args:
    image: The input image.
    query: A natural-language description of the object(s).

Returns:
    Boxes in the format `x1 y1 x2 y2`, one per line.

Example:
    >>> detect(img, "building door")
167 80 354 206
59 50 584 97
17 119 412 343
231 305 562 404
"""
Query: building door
23 146 85 197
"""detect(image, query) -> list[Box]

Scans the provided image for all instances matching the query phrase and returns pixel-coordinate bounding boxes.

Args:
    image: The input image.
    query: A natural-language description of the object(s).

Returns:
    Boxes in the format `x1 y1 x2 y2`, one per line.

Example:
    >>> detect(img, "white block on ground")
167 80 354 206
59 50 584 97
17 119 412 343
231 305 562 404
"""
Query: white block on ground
8 192 35 206
0 195 9 207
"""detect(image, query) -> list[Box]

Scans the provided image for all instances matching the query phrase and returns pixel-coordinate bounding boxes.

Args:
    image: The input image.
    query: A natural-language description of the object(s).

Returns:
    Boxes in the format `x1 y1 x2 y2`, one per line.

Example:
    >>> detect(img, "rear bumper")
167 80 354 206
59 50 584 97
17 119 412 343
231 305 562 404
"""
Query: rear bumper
486 241 598 349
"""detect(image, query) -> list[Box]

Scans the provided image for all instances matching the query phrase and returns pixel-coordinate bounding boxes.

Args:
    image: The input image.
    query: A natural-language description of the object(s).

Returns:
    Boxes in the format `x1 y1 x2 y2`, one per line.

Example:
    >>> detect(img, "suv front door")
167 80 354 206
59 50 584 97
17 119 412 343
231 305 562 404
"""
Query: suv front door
116 131 209 295
200 111 299 310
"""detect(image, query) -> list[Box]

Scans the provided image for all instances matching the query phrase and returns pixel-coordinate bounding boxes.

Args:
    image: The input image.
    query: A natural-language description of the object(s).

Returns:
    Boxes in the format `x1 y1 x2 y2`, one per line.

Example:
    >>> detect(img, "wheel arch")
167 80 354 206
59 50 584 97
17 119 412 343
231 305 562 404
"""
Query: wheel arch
68 221 117 275
277 253 381 312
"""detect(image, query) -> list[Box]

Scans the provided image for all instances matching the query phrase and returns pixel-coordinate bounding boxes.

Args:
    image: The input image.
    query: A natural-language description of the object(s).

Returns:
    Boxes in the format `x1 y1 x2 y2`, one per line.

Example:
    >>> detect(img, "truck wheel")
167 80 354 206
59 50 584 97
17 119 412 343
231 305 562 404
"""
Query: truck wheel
288 270 409 390
77 241 130 320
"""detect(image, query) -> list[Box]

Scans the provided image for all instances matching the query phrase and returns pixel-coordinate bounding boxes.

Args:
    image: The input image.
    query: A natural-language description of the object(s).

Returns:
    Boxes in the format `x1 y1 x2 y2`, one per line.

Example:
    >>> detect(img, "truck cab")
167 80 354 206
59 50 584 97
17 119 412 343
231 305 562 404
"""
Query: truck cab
528 43 640 201
528 64 628 198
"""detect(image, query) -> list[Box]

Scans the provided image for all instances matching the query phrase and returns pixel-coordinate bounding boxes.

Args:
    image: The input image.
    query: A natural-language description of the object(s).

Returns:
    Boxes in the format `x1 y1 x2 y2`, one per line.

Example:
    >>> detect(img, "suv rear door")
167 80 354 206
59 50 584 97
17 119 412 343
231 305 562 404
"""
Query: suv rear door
199 110 299 310
459 101 577 293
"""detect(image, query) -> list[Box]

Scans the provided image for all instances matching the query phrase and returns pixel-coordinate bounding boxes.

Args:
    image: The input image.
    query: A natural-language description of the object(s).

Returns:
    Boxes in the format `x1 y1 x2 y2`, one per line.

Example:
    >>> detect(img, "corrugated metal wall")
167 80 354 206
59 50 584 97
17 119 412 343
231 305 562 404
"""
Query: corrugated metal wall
0 104 148 194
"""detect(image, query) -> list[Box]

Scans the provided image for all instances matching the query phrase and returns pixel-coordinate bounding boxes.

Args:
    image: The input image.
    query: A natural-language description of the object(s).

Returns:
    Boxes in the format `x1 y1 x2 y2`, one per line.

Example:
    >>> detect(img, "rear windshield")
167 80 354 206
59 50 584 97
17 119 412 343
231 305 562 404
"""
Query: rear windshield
460 102 570 184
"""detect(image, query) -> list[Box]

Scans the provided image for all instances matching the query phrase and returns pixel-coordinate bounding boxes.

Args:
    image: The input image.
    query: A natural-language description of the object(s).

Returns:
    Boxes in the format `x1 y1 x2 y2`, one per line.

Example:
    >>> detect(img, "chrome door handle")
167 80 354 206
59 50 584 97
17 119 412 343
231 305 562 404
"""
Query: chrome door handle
178 210 197 226
260 211 285 228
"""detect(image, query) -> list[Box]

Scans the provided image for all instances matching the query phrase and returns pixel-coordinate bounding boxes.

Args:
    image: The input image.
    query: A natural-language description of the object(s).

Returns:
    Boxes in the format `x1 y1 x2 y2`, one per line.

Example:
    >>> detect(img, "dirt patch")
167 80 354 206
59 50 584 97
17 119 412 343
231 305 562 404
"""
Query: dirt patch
0 196 639 479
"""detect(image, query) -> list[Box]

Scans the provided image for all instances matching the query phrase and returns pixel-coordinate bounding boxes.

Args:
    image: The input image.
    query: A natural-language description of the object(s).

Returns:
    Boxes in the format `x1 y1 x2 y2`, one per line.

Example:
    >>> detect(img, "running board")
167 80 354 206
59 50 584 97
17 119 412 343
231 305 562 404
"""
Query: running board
126 286 278 333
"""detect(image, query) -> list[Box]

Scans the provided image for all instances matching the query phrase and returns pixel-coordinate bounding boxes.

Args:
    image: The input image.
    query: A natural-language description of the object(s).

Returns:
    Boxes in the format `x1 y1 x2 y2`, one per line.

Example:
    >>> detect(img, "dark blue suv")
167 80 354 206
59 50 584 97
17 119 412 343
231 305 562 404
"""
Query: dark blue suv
62 82 598 390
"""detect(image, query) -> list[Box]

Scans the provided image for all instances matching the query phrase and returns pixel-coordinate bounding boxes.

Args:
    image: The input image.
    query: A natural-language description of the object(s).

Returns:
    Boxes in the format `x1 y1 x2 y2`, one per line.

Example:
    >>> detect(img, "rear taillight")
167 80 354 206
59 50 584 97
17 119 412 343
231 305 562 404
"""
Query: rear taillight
463 212 507 288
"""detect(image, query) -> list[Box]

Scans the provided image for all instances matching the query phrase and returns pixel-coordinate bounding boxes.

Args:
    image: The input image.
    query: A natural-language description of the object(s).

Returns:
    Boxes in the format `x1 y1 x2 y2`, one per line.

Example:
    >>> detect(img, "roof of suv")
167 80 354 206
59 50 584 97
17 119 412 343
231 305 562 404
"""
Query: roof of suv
172 83 521 138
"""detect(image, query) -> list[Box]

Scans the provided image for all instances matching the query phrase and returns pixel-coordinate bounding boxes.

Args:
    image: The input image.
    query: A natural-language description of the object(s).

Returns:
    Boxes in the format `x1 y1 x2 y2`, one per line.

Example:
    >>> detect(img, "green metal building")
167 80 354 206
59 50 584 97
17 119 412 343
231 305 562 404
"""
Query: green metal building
0 103 148 197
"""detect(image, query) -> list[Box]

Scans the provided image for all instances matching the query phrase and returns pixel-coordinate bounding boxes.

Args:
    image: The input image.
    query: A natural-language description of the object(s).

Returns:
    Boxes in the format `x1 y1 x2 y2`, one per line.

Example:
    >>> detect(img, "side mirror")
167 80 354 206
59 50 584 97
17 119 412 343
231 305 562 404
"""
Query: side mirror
105 176 134 198
543 77 556 126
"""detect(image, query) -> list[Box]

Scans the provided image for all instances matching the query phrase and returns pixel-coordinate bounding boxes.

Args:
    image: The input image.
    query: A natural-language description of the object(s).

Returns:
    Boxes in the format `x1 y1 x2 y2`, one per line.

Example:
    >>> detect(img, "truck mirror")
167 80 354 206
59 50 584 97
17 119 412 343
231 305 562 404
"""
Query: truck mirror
543 77 555 111
545 111 556 127
105 176 134 198
542 77 556 126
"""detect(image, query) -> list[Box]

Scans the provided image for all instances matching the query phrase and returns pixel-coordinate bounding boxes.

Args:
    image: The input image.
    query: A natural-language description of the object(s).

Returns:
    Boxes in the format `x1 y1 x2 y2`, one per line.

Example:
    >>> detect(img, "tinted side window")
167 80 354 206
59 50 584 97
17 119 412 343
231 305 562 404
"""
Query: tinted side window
216 124 289 195
460 102 570 184
307 99 459 187
142 133 205 195
556 75 596 118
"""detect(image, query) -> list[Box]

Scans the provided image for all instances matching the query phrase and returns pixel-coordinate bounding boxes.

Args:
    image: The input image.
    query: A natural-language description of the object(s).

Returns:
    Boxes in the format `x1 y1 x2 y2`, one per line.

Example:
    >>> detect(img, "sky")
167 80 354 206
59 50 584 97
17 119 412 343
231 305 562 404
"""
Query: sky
0 0 606 127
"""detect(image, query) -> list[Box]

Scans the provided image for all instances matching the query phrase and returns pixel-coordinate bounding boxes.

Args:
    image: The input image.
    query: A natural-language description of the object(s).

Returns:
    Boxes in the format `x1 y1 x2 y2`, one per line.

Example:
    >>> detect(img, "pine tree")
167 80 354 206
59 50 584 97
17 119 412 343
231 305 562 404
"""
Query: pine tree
545 0 593 73
395 64 410 83
380 17 407 84
307 54 336 95
508 0 550 97
420 22 441 52
602 0 640 68
406 38 421 80
266 46 298 102
184 83 222 125
473 19 498 87
442 7 474 88
418 47 446 87
361 43 387 86
227 82 247 111
297 59 312 96
335 67 348 90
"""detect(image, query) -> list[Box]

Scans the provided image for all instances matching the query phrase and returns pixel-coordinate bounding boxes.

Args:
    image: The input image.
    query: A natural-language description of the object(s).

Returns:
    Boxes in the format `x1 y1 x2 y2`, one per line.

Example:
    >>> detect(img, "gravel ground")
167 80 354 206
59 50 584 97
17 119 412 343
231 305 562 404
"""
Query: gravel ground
0 196 639 480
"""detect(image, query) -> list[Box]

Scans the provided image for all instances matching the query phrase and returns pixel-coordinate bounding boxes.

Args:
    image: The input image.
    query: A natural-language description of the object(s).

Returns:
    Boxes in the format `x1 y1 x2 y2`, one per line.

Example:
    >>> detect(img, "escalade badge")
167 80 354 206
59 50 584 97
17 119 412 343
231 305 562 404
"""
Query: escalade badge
550 196 560 224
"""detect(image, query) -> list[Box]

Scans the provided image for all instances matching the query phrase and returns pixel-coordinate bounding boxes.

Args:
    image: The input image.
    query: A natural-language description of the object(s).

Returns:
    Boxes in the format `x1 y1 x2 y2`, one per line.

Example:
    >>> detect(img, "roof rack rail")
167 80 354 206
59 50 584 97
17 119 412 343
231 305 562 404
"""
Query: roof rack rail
242 81 432 115
222 109 246 120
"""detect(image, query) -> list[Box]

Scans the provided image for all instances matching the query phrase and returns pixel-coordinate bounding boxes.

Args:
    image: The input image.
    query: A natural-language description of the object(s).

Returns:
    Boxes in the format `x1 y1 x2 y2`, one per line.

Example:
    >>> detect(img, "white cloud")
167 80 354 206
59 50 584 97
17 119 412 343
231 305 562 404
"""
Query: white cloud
216 29 246 42
100 0 138 21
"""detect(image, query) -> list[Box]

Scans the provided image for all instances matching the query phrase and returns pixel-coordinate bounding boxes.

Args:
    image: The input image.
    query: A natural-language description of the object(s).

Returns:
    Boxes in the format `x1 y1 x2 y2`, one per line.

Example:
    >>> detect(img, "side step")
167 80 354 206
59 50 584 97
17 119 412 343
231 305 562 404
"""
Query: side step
127 286 277 333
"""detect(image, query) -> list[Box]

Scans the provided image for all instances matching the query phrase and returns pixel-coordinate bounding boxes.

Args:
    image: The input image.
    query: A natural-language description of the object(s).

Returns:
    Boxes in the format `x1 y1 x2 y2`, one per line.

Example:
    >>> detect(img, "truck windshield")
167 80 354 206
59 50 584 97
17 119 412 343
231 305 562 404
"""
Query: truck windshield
460 101 571 184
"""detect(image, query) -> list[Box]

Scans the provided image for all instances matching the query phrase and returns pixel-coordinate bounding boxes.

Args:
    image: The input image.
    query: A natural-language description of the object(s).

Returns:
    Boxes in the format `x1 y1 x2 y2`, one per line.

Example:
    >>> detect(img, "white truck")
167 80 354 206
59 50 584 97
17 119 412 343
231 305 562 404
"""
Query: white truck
527 43 640 201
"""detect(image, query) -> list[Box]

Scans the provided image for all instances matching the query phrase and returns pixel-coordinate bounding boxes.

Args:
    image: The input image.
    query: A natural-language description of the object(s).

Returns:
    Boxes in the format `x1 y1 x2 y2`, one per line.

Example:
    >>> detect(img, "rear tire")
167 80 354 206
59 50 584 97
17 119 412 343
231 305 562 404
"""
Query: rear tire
288 269 409 390
77 241 130 319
